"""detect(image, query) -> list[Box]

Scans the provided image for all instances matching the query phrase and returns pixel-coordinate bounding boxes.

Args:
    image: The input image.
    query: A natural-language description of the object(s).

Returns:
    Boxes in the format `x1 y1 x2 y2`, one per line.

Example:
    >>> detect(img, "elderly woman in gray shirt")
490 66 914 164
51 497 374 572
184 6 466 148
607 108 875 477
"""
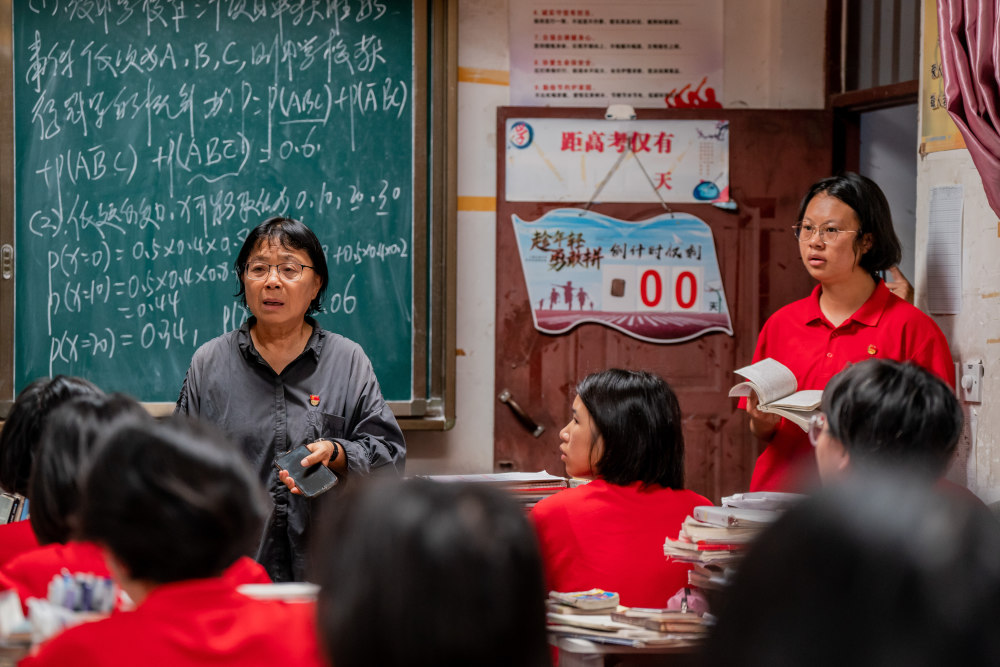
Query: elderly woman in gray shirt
175 216 406 582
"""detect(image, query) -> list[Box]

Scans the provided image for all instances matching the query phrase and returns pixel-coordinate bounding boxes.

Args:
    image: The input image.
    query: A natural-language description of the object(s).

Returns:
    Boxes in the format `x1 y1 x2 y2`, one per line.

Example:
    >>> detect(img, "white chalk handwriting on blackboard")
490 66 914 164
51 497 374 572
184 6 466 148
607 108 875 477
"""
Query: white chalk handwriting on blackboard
15 1 415 401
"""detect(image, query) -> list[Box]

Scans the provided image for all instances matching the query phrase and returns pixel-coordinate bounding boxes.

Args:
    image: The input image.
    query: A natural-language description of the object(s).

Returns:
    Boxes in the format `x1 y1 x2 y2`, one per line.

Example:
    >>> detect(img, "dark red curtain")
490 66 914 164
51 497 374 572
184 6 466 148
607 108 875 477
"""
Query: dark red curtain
937 0 1000 217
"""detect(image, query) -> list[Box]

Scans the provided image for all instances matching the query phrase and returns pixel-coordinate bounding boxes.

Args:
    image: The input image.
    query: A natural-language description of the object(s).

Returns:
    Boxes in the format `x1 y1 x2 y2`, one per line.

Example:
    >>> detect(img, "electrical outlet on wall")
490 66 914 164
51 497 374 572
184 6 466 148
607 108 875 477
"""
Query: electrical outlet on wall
960 360 984 404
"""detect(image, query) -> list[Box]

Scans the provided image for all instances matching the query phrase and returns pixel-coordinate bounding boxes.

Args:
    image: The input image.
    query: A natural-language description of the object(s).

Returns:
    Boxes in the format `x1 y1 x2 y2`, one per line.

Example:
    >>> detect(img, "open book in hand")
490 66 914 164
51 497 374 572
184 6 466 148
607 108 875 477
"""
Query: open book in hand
728 358 822 432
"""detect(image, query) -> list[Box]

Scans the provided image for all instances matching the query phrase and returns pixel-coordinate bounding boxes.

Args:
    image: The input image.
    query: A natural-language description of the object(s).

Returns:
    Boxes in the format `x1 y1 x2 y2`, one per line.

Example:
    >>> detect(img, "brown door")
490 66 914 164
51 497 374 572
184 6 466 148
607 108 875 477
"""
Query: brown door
494 108 832 502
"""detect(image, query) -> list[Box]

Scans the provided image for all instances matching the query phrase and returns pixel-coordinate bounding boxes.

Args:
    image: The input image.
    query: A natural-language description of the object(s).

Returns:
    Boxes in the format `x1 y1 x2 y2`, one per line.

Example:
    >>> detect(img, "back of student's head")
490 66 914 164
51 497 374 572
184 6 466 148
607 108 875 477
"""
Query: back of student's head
0 375 102 496
78 416 267 584
29 393 150 545
577 368 684 488
823 359 962 477
704 470 1000 667
313 478 552 667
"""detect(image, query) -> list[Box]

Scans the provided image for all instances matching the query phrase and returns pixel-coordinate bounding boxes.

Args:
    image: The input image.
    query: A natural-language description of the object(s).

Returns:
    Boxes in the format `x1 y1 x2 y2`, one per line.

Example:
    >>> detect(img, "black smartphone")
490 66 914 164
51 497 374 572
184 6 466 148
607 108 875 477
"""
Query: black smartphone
273 444 339 498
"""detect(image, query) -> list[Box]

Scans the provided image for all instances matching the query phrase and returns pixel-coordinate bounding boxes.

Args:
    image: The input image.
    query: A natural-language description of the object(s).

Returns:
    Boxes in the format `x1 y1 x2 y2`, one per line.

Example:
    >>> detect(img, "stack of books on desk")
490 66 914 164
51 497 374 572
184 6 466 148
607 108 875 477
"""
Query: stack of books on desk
421 471 569 510
665 492 806 576
662 513 756 565
545 591 707 648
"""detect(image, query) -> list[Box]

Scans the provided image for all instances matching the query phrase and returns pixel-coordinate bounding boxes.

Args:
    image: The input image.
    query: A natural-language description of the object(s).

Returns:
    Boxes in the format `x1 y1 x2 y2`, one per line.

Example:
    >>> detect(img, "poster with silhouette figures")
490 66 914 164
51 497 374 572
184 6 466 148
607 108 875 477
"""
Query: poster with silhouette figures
508 0 722 108
512 208 732 343
505 118 728 204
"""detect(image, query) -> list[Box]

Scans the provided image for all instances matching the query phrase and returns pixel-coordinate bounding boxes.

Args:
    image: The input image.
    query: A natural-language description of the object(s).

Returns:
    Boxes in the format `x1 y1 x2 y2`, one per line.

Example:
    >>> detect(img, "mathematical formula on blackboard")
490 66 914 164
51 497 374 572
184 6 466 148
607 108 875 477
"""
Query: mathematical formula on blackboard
14 0 416 401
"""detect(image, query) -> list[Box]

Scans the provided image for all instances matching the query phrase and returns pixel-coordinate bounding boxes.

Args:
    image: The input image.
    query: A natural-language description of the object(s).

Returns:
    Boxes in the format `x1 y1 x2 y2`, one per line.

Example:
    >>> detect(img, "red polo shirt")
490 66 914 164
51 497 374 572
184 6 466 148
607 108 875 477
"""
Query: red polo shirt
0 520 38 568
747 281 954 492
531 479 711 608
0 540 270 613
0 540 108 612
21 577 323 667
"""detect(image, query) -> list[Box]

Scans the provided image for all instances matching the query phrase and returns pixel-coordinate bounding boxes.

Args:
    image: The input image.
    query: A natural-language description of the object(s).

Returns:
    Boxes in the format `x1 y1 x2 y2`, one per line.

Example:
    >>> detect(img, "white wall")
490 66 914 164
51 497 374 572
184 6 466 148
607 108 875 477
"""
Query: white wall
406 0 828 475
916 150 1000 502
910 0 1000 502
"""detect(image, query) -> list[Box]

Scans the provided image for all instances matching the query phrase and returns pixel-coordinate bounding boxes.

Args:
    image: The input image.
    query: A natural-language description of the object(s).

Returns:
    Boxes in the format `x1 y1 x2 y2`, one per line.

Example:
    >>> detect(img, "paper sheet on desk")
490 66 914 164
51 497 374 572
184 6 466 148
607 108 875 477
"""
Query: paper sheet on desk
423 471 566 484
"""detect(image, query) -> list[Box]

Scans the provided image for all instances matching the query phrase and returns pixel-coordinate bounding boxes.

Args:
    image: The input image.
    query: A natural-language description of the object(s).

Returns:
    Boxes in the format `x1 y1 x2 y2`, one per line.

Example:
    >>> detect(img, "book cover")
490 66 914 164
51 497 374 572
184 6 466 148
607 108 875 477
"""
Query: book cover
691 505 779 528
549 588 620 610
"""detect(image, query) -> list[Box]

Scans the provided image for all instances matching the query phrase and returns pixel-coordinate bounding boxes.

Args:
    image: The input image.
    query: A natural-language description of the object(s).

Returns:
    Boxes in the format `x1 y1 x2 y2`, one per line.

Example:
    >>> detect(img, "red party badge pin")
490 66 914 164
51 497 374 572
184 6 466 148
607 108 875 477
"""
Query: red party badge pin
310 394 320 406
867 344 877 355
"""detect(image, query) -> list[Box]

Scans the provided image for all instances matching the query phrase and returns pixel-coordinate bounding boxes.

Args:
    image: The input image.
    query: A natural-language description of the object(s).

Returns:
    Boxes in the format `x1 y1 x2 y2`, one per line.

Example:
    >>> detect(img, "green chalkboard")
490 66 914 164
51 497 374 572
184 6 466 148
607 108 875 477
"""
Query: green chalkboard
8 1 432 408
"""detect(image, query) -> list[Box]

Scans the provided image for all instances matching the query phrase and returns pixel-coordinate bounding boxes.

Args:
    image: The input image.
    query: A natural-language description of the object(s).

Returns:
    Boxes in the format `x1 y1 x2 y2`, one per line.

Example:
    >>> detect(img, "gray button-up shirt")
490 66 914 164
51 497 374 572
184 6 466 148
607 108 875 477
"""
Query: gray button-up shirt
175 317 406 581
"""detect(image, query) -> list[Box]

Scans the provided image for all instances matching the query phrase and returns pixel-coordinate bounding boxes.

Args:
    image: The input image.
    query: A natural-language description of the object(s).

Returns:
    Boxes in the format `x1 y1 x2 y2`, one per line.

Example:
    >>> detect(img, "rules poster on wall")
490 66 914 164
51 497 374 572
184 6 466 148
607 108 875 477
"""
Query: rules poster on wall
511 208 732 343
508 0 723 108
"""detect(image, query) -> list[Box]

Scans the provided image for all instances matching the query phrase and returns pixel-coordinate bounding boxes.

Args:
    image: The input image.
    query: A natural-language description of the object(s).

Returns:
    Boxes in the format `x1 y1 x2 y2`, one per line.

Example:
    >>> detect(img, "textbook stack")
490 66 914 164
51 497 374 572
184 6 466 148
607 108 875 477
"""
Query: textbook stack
421 471 569 511
545 590 707 648
664 492 805 576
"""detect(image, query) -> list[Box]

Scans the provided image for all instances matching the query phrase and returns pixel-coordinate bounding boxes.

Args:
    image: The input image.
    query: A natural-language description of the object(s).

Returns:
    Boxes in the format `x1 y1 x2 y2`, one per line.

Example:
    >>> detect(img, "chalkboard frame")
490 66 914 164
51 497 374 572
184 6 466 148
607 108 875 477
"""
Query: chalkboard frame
0 0 457 429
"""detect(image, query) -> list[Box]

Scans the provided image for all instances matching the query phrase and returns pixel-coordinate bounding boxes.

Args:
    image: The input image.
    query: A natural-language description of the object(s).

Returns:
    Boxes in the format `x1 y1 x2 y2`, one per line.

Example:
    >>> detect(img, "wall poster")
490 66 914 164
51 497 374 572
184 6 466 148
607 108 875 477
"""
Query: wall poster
505 117 729 204
511 208 732 343
509 0 723 108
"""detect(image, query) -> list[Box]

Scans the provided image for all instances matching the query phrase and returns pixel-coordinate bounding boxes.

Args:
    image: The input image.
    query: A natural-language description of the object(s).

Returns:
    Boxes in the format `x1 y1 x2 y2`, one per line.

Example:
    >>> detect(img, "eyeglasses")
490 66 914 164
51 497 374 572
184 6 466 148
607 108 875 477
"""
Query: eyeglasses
243 261 314 282
808 413 827 447
792 223 860 244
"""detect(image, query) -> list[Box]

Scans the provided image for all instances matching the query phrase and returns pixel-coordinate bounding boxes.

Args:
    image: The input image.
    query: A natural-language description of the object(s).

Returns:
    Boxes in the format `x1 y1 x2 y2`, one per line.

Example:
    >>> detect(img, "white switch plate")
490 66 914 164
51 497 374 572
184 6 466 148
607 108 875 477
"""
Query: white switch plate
960 360 983 403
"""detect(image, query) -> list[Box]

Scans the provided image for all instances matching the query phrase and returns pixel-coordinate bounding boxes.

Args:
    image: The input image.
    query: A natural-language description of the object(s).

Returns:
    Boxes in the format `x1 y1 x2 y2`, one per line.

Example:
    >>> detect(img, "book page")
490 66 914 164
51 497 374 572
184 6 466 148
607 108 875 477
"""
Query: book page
767 406 819 432
766 389 822 410
728 358 798 404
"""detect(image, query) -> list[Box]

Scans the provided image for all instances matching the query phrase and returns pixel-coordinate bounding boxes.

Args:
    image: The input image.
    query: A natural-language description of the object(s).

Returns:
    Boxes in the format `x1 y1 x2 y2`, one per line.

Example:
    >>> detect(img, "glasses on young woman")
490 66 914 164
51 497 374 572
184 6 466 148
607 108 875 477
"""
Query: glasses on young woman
792 223 860 245
243 261 314 282
808 413 827 446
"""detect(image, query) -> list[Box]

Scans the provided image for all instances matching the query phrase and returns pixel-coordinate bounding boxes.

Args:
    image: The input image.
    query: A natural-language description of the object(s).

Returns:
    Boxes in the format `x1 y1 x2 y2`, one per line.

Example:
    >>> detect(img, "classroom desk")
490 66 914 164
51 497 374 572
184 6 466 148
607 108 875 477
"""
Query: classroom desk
551 635 703 667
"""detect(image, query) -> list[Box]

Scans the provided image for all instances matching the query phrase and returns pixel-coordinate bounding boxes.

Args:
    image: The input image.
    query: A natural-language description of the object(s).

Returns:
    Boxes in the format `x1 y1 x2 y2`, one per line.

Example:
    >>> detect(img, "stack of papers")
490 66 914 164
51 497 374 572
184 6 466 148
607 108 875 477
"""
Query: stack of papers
421 471 569 510
721 491 806 511
545 593 706 648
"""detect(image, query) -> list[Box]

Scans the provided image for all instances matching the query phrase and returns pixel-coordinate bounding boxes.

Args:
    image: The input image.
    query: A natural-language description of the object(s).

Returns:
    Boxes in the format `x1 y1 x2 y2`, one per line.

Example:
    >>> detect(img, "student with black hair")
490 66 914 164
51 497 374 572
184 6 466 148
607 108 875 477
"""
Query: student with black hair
743 173 953 492
2 394 270 611
22 416 322 667
175 216 406 582
530 368 710 608
811 358 963 482
809 358 983 507
703 471 1000 667
0 376 101 566
0 394 149 610
314 477 551 667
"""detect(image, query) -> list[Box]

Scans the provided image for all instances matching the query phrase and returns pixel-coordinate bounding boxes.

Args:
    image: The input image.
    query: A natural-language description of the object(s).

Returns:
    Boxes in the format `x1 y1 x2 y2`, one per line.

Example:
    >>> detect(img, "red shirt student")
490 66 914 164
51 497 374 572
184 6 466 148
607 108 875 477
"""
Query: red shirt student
0 376 102 567
744 173 953 492
22 578 320 667
25 415 321 667
0 540 270 612
0 395 149 614
531 369 711 608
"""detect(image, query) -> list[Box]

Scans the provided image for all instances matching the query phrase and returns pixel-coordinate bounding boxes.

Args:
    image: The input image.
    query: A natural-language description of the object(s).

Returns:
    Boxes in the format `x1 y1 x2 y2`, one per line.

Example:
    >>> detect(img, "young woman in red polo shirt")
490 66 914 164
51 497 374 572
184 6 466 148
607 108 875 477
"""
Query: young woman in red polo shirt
744 172 953 492
530 368 711 609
